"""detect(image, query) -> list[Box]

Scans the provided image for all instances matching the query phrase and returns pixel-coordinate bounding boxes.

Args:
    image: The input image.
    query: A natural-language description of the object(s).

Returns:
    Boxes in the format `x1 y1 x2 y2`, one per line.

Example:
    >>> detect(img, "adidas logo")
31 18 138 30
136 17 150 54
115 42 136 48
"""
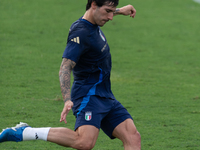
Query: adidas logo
71 37 80 44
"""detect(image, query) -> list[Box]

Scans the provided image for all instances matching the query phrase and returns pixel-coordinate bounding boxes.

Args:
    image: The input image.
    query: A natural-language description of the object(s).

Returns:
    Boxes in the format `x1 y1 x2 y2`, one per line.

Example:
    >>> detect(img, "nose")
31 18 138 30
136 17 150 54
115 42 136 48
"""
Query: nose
108 12 113 20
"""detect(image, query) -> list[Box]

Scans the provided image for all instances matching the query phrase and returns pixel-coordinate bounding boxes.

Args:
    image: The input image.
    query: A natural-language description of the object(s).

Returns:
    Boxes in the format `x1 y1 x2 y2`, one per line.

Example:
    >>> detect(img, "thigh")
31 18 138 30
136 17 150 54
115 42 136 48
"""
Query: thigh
112 118 137 141
101 100 133 139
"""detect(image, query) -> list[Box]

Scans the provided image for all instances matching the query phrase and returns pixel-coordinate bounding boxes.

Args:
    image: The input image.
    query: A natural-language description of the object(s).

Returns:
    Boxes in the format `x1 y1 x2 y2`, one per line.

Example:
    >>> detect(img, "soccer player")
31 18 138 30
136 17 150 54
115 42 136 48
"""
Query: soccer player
0 0 141 149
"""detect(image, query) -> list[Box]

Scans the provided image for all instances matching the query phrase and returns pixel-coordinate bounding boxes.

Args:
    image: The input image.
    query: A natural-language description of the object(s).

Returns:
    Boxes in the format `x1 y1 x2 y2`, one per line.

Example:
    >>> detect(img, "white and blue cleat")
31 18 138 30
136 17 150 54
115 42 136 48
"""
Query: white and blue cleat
0 122 29 143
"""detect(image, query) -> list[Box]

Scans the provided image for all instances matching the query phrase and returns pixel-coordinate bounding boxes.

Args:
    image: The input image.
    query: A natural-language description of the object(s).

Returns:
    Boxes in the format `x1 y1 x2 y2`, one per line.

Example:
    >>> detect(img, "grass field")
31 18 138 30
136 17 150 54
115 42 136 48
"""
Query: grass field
1 0 200 149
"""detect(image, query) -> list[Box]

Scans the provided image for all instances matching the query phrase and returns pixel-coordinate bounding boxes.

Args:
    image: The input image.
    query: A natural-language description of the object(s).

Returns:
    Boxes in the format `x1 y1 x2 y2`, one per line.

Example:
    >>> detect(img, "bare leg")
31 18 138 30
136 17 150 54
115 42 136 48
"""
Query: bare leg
112 119 141 150
47 125 99 150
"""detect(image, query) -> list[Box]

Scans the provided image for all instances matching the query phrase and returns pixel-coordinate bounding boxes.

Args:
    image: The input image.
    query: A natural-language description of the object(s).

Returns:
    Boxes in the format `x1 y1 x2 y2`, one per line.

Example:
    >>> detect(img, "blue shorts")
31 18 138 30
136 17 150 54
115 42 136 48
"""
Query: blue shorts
72 95 133 139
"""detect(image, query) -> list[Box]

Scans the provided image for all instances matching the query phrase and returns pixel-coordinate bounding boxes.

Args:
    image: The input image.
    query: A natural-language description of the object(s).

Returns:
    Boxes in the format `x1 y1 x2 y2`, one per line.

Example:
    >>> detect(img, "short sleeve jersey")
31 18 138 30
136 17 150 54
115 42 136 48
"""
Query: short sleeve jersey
62 18 115 100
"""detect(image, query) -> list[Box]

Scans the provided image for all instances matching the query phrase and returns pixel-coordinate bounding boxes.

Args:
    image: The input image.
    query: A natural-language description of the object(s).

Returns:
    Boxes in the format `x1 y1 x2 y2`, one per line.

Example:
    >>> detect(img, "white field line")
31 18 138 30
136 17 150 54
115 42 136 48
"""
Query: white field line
193 0 200 4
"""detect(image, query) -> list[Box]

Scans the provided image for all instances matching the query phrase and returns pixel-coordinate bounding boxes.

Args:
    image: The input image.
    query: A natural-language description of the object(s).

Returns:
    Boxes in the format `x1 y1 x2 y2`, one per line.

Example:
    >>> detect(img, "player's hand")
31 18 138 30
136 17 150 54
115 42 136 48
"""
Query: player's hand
60 100 74 124
120 5 136 18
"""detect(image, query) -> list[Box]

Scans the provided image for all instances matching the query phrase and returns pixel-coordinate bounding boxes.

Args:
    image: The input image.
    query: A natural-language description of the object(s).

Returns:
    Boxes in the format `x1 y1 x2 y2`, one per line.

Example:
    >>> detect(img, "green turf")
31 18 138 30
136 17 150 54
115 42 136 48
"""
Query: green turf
1 0 200 149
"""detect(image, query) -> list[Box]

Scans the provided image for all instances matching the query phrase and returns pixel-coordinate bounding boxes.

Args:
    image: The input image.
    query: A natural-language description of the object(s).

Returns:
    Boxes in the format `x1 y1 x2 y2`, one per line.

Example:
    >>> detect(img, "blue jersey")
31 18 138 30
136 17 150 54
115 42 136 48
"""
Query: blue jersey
63 18 115 101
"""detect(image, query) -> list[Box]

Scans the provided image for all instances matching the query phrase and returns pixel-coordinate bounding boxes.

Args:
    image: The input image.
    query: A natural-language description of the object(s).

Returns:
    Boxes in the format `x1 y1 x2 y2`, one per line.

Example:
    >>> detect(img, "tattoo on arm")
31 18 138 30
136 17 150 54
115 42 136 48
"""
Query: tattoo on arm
59 58 76 103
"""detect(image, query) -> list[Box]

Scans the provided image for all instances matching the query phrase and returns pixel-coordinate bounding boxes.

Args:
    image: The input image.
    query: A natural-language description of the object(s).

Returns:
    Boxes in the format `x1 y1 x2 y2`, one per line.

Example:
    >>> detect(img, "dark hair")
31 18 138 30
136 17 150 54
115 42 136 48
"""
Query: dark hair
86 0 119 10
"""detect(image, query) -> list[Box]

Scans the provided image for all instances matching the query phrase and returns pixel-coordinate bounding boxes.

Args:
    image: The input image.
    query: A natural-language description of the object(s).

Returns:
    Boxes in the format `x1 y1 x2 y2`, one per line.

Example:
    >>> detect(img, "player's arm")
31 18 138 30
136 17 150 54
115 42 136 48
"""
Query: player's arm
59 58 76 103
114 5 136 18
59 58 76 123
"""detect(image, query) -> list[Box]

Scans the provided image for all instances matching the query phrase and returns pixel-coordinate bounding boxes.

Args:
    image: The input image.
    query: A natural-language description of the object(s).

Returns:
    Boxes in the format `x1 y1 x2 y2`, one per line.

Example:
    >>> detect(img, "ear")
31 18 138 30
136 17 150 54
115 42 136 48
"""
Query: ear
91 1 97 9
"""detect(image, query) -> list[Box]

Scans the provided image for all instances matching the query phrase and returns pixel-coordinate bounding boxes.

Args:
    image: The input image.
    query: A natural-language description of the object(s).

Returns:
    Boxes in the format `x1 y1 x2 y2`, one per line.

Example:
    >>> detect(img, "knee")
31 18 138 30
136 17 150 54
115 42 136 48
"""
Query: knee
82 142 95 150
74 139 95 150
134 130 141 141
129 130 141 147
132 129 141 140
125 129 141 145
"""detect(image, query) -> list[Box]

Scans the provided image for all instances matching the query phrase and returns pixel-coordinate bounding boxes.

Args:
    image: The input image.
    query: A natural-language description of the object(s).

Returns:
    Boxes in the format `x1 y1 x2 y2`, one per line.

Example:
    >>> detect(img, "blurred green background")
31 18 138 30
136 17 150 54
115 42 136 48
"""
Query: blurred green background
0 0 200 149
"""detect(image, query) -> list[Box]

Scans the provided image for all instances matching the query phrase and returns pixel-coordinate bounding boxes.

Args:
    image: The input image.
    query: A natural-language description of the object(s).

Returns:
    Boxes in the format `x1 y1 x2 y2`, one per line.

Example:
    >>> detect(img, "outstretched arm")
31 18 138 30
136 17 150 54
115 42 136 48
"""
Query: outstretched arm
114 5 136 18
59 58 76 123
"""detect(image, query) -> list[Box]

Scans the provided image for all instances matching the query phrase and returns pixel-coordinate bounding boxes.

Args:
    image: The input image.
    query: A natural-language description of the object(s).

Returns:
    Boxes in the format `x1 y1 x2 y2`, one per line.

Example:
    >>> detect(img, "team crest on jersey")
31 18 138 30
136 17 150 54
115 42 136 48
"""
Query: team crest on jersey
99 30 105 41
85 111 92 121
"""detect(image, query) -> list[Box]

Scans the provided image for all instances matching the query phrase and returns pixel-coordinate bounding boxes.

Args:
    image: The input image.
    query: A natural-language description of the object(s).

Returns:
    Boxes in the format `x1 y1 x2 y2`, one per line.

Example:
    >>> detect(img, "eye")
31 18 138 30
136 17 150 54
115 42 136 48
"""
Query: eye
106 9 112 13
